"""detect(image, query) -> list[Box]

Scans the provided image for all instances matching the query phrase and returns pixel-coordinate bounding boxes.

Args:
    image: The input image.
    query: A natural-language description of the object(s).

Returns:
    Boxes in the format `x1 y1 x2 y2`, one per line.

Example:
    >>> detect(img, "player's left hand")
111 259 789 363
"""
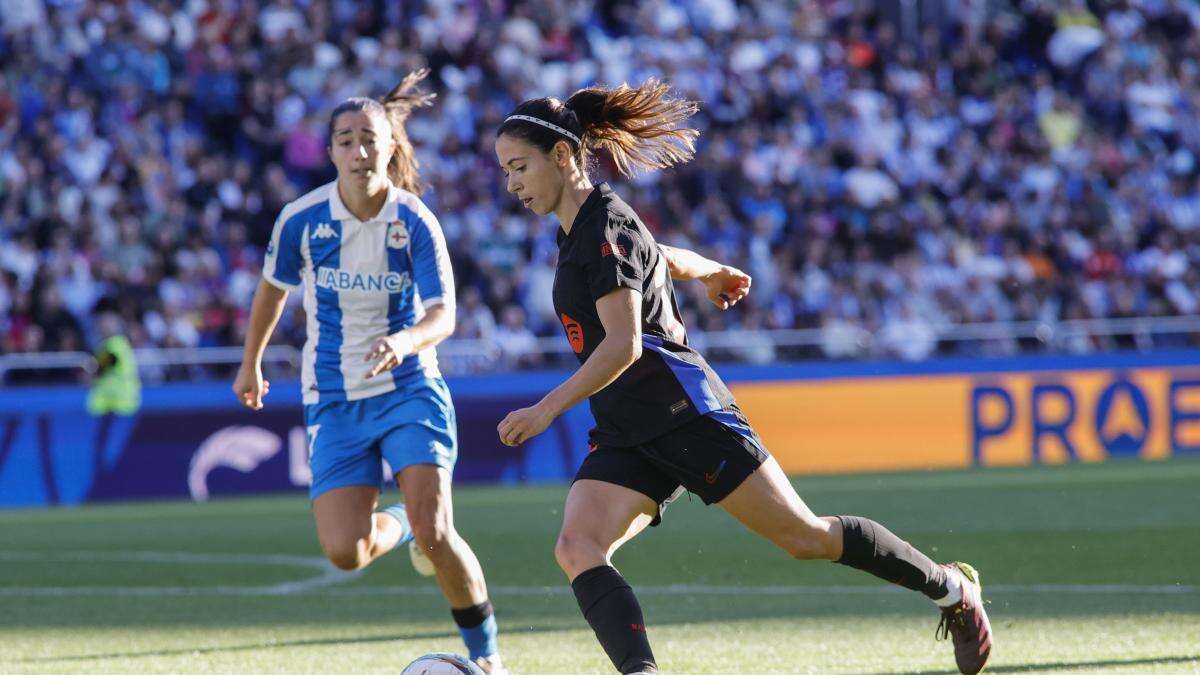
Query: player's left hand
702 265 751 310
365 332 414 379
498 403 556 446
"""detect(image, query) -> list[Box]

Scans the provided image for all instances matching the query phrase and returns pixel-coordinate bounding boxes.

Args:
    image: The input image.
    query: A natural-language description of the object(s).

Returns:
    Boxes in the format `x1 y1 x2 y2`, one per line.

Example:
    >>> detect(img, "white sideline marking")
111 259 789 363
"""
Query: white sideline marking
2 583 1194 598
346 583 1198 597
0 551 1193 597
0 551 363 596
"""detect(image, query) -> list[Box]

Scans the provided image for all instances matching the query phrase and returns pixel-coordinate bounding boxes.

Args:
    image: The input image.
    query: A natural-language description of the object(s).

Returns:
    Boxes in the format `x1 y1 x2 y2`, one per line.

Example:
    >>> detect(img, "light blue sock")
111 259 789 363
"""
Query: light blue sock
380 504 415 548
457 614 498 661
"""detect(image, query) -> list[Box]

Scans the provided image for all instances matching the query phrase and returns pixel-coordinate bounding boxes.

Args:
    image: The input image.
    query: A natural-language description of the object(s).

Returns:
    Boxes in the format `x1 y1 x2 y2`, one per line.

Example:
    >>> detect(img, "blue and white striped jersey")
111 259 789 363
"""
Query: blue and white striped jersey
263 181 454 404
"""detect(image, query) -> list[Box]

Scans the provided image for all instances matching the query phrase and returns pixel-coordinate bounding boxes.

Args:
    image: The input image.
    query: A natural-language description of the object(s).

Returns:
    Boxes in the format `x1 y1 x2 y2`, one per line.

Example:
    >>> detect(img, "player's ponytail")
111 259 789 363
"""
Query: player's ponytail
379 69 435 195
327 69 435 195
498 79 699 178
565 80 699 177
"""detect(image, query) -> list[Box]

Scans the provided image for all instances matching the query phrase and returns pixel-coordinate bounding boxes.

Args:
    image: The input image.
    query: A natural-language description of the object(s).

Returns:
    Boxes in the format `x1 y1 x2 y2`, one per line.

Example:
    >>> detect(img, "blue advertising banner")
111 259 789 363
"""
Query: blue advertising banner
0 373 595 508
2 350 1198 508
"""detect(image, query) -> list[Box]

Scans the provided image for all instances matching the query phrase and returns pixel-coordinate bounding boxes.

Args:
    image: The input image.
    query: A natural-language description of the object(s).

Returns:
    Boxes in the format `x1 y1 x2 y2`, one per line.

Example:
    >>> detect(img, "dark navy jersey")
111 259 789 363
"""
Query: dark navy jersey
553 183 736 448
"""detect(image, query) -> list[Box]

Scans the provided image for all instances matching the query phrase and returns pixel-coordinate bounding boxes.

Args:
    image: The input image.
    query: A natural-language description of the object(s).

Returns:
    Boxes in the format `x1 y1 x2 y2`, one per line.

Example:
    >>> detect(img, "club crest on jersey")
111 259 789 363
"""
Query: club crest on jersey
561 313 585 354
387 221 409 249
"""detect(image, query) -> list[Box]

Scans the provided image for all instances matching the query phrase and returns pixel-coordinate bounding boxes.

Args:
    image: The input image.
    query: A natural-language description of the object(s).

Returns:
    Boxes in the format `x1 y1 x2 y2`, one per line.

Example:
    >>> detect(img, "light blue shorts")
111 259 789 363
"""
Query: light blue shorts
304 377 457 500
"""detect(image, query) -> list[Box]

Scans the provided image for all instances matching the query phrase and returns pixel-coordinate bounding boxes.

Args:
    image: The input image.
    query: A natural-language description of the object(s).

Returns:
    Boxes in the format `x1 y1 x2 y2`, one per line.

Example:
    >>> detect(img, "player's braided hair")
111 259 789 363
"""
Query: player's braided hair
498 79 699 177
327 69 436 195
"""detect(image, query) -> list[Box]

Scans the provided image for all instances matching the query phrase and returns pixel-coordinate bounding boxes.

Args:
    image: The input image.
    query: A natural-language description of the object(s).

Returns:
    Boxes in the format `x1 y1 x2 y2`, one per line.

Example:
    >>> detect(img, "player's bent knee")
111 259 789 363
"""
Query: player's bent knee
324 537 371 571
554 531 606 577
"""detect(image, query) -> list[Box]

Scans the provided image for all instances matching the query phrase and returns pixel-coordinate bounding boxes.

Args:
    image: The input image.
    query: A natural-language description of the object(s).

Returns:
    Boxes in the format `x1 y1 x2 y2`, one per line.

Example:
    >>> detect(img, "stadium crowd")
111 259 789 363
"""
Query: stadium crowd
2 0 1200 380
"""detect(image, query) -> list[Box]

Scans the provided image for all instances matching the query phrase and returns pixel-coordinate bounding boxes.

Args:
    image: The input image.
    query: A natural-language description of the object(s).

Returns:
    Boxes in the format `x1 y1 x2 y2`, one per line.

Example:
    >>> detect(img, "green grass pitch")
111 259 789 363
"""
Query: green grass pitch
2 458 1198 673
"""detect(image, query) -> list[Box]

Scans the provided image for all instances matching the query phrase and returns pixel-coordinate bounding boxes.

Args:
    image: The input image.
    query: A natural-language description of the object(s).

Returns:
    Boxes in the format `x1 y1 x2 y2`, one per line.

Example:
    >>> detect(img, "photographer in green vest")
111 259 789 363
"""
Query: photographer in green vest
85 311 141 501
87 312 141 416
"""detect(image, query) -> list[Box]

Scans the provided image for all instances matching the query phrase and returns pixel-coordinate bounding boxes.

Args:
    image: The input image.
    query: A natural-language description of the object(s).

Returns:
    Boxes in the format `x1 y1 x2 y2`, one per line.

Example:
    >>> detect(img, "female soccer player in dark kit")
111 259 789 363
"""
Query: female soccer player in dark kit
492 80 992 675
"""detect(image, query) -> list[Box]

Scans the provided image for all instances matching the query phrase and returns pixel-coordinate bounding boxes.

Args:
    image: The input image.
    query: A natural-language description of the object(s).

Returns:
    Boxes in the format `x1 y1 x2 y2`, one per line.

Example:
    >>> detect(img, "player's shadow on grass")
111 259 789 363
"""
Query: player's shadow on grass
908 653 1199 674
8 625 570 664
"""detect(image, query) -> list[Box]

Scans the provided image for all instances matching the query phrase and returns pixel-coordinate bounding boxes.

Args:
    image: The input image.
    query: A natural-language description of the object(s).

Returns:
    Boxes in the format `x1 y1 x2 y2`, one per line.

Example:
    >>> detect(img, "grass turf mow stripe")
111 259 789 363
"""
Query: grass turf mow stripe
2 458 1197 673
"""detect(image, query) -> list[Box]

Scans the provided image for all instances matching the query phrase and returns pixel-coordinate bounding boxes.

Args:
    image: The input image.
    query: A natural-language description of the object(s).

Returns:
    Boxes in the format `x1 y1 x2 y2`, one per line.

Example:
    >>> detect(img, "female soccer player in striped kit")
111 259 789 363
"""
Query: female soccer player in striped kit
234 71 506 674
493 80 992 675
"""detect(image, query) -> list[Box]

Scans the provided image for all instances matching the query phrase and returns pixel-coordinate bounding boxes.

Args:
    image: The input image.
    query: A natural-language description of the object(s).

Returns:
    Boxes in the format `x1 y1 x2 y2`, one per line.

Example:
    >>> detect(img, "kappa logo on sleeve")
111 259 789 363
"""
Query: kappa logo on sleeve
560 313 585 353
600 242 628 258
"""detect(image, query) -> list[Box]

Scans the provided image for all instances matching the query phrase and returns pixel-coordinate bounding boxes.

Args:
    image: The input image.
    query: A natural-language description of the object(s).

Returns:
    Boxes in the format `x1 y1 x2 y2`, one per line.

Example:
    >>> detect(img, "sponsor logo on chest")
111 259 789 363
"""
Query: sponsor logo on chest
315 267 412 293
600 242 627 257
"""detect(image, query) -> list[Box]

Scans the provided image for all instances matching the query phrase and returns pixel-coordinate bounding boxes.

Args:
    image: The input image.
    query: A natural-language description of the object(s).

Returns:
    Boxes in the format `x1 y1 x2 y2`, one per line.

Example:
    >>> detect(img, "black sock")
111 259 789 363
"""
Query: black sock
834 515 948 600
571 565 657 674
450 600 493 629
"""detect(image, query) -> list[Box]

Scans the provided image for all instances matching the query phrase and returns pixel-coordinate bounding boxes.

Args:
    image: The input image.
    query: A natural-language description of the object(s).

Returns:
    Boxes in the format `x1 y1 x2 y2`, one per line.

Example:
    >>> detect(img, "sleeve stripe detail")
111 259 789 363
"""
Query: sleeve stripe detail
398 192 456 309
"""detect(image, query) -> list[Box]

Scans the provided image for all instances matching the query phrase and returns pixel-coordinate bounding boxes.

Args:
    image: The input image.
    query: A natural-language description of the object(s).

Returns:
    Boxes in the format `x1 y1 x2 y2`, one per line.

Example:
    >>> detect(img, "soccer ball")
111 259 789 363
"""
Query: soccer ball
400 652 484 675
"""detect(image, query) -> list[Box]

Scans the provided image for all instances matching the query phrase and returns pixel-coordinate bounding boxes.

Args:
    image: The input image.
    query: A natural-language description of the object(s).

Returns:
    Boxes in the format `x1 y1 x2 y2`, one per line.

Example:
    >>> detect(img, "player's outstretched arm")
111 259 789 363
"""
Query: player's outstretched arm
658 244 751 310
233 278 288 410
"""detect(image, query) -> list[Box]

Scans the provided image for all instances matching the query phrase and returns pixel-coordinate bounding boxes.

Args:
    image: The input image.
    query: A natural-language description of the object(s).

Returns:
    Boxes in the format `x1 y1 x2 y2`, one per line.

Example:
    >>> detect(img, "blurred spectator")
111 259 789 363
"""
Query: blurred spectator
493 305 543 370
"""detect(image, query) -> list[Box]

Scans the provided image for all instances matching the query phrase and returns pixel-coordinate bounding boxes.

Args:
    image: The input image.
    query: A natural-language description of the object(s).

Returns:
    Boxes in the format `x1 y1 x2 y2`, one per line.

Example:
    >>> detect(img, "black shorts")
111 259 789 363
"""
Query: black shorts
574 406 770 525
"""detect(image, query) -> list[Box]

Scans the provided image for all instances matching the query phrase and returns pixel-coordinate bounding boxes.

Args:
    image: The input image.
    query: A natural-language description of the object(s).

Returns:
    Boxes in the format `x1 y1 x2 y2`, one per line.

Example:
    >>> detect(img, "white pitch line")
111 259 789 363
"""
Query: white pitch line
0 550 363 596
0 584 1194 598
0 551 331 568
0 551 1193 598
348 583 1199 597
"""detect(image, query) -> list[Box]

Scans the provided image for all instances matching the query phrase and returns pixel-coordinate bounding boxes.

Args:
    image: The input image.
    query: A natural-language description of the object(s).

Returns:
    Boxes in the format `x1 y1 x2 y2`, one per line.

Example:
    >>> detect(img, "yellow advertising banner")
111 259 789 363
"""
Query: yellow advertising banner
730 364 1200 474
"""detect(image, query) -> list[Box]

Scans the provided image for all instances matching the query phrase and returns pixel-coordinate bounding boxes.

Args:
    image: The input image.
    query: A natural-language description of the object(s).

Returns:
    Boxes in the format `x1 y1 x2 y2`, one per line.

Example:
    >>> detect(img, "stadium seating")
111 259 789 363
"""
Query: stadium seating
1 0 1198 377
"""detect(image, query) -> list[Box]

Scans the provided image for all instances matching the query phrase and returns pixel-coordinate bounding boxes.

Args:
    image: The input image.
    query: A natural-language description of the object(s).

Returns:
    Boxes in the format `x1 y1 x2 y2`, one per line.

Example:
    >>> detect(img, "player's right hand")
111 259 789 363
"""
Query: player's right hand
233 364 270 410
702 265 751 310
